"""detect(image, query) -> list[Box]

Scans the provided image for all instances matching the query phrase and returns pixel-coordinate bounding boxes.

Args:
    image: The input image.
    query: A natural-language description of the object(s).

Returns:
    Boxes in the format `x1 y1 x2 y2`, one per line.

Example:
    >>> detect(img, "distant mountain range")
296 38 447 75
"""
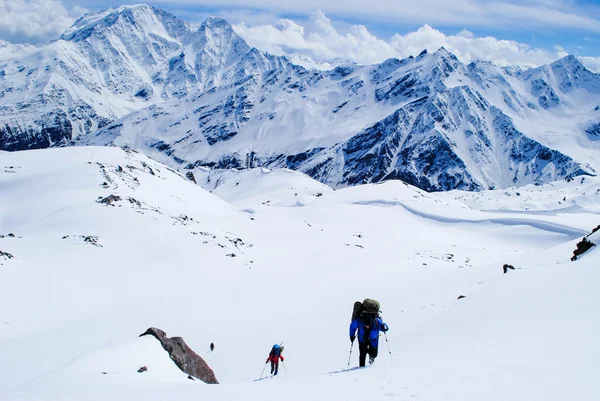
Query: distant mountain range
1 4 599 191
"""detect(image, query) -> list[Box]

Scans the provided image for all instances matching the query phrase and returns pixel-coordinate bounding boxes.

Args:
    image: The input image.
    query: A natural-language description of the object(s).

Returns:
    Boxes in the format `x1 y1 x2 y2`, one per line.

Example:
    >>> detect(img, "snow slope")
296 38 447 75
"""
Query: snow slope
192 166 333 206
1 147 599 400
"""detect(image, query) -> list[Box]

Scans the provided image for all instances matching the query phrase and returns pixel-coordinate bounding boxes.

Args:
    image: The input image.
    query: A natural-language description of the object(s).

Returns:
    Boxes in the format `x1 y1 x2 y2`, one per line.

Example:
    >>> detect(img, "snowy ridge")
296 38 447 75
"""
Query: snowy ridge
193 166 333 206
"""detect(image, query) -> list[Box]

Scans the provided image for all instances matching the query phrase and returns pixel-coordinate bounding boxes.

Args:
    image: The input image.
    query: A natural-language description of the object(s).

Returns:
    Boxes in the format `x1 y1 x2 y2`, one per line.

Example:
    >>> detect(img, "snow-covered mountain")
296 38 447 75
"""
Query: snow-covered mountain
1 5 600 191
0 5 287 151
79 46 600 191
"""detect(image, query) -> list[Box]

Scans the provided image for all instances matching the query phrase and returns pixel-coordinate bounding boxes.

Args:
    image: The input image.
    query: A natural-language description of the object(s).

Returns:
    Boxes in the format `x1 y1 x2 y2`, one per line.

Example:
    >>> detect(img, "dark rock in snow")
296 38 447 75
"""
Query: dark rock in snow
503 264 516 274
137 366 148 373
0 250 14 259
139 327 219 384
99 194 121 205
586 123 600 139
127 197 142 207
571 224 600 261
185 171 197 183
571 237 595 261
571 225 599 261
83 236 102 247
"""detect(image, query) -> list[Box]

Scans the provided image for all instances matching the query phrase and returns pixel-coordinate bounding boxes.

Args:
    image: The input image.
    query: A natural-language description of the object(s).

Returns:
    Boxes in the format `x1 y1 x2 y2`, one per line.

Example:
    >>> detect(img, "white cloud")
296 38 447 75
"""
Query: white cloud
579 56 600 73
554 45 569 58
233 11 576 69
0 0 86 44
165 7 281 28
457 29 476 40
153 0 600 33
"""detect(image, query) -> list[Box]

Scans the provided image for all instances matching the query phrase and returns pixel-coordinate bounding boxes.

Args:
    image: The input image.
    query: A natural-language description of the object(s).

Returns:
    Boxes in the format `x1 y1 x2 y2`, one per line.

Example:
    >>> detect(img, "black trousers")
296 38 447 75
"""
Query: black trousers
270 361 279 374
358 341 378 367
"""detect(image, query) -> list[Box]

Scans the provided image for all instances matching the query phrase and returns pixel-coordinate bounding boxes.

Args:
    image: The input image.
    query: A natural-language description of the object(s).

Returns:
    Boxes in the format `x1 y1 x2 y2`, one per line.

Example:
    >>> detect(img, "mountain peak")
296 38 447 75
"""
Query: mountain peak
202 16 233 28
197 16 239 38
194 16 250 56
431 47 459 60
551 54 584 70
60 4 182 42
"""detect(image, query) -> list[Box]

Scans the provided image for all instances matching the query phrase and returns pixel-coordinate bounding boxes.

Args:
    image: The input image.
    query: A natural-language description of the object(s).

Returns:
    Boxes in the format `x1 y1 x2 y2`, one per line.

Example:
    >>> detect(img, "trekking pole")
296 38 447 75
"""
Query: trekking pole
384 332 393 363
282 360 288 373
259 362 268 379
346 341 354 369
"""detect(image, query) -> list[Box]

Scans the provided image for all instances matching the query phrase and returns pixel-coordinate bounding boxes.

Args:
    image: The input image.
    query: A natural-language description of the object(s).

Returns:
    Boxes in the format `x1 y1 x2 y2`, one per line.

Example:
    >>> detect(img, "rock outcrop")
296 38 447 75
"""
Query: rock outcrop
571 225 599 261
139 327 219 384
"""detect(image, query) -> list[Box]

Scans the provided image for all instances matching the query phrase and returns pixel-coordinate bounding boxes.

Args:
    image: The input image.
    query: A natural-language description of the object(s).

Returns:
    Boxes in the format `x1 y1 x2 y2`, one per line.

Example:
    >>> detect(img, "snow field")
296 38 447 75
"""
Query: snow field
1 146 599 400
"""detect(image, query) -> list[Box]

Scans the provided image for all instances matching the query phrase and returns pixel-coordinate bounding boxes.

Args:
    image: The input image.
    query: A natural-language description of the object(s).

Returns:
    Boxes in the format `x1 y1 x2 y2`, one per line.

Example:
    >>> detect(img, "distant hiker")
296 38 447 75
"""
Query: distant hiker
350 299 389 367
210 342 215 352
266 344 285 375
503 264 515 274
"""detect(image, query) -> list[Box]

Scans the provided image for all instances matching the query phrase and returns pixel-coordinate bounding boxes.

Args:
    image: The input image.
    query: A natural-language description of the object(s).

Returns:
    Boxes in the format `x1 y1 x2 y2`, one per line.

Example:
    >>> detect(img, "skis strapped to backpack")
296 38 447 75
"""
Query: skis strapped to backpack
351 298 381 321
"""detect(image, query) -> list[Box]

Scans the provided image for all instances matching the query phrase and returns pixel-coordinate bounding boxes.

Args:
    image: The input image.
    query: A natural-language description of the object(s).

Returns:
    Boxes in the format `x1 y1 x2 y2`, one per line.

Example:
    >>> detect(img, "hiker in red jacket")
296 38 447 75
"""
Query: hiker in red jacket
266 344 284 375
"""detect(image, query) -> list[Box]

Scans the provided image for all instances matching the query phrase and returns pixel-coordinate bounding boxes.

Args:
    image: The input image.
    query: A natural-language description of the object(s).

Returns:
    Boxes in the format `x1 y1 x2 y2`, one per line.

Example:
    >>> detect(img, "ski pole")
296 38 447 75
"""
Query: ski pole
384 332 393 363
282 360 288 372
259 361 268 379
347 341 354 369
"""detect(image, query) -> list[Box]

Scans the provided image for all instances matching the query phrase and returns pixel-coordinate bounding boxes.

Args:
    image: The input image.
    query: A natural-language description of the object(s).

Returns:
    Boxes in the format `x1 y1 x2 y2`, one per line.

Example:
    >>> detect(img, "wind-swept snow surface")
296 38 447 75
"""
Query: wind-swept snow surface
1 147 599 400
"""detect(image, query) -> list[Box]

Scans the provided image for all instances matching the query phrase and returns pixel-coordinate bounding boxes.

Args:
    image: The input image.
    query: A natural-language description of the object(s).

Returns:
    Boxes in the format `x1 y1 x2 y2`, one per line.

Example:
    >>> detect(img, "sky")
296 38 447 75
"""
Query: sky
1 0 600 70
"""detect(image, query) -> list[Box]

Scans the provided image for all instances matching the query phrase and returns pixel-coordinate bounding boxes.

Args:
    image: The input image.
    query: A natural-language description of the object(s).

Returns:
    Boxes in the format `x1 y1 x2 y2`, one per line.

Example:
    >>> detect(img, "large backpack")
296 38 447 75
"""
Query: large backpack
271 344 284 357
351 298 381 320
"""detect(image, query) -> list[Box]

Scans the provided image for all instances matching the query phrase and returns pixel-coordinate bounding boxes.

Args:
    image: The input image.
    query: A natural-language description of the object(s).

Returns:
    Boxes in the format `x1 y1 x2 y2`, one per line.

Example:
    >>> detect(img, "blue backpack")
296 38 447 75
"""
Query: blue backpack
271 344 283 357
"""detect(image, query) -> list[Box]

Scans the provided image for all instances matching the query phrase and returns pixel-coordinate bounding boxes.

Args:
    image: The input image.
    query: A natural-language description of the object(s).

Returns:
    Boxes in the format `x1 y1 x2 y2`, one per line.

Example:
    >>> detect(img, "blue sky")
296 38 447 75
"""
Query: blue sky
1 0 599 69
57 0 600 56
237 3 592 55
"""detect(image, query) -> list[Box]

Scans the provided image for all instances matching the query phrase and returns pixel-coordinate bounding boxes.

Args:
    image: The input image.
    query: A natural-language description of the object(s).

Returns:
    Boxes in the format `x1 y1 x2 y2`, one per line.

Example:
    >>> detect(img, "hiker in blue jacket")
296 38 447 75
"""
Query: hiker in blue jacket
350 315 389 367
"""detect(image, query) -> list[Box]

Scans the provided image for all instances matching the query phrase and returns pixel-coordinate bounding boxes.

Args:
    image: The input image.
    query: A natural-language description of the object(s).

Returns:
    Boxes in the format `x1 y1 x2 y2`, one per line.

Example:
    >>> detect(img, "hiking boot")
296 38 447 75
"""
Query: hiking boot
369 356 375 365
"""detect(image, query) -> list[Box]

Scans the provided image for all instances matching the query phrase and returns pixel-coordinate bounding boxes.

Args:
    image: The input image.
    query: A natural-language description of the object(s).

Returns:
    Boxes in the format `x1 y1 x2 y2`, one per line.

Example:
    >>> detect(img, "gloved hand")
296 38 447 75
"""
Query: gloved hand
350 335 355 343
382 323 389 332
